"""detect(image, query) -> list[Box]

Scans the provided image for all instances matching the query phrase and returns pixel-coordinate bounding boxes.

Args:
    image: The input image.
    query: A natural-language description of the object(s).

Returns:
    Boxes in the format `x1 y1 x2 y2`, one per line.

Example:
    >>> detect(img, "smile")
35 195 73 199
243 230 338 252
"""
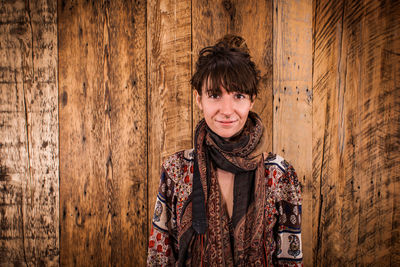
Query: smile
216 120 238 125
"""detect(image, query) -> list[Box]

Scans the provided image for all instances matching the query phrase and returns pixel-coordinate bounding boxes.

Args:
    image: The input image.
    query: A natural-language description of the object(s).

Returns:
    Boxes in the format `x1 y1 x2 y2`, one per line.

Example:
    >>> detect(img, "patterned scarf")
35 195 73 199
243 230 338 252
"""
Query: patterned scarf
178 112 269 266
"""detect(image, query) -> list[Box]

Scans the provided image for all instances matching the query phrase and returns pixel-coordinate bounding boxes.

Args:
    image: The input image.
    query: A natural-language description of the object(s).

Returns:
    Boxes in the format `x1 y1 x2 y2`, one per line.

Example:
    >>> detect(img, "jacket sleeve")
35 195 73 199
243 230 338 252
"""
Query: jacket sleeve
273 164 303 267
147 169 178 266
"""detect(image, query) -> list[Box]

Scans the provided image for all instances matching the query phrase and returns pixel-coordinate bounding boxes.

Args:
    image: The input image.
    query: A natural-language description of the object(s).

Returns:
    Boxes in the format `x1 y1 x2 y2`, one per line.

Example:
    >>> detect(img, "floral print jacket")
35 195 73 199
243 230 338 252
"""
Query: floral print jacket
147 149 303 266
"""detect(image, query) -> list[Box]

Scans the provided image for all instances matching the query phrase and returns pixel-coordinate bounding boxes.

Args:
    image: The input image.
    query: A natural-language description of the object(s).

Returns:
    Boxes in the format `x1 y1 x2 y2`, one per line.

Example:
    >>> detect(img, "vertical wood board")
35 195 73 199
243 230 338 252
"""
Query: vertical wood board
59 0 147 265
0 0 59 265
147 0 193 232
273 0 313 265
107 1 148 265
312 0 400 265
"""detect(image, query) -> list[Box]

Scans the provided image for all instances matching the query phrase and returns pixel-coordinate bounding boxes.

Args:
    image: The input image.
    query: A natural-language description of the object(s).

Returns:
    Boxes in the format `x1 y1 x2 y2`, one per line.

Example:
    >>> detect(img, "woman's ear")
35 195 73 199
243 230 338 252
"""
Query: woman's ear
194 90 203 111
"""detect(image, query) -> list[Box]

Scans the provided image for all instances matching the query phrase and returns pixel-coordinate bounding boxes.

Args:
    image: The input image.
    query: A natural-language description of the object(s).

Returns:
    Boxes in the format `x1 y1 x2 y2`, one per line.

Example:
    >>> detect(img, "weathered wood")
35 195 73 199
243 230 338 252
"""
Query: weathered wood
108 2 148 265
0 0 59 265
147 0 193 233
273 0 313 265
59 0 147 265
2 1 398 266
312 0 400 265
192 0 273 153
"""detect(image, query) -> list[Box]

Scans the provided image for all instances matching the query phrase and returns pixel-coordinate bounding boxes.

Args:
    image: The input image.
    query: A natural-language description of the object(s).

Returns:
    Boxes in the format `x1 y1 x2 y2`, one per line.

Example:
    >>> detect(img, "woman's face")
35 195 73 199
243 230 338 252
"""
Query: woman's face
195 86 254 139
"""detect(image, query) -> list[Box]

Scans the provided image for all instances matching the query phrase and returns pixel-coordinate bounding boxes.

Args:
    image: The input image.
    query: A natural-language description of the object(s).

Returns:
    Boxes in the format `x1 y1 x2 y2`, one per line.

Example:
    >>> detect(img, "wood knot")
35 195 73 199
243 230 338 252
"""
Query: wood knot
62 91 68 106
222 0 236 19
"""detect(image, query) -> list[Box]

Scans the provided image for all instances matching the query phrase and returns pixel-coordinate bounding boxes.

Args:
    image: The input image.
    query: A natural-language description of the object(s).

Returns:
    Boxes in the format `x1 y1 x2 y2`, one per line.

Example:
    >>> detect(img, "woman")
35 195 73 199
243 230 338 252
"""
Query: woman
147 35 302 266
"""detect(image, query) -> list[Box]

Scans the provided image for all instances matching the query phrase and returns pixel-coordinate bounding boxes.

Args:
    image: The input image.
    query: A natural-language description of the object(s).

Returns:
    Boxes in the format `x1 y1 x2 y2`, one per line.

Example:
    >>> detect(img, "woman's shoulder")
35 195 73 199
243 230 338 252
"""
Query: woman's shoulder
263 152 301 202
162 149 194 183
163 149 194 166
263 152 292 172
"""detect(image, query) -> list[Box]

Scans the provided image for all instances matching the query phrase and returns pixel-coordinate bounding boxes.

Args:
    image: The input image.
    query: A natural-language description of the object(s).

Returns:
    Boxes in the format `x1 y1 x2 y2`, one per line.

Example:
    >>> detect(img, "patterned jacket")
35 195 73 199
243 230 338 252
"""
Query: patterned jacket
147 149 303 266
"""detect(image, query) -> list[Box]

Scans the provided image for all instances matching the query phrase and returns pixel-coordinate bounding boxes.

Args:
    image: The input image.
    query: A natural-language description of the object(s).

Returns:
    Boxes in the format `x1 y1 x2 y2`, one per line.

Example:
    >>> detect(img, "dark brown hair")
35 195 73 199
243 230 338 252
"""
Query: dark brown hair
191 34 260 100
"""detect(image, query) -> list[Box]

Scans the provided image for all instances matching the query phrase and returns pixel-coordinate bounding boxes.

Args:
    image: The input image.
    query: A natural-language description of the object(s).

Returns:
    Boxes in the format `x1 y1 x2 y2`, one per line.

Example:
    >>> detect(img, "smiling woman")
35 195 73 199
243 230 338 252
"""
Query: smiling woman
195 87 254 139
147 35 303 267
192 36 258 140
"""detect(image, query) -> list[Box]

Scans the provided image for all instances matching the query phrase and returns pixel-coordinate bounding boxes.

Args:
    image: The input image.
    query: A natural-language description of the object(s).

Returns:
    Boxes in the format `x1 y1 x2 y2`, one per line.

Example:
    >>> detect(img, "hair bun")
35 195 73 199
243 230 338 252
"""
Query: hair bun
215 34 250 54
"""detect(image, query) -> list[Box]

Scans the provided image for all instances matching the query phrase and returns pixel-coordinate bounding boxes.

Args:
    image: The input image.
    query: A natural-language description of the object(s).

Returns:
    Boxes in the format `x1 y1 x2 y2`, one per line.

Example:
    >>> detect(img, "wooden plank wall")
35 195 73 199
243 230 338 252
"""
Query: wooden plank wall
0 0 59 265
312 0 400 265
2 0 399 266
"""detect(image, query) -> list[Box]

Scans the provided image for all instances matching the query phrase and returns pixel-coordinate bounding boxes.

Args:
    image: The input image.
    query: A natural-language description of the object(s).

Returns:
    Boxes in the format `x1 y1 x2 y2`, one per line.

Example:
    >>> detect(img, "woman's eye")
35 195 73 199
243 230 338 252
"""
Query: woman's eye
208 94 220 99
235 94 245 99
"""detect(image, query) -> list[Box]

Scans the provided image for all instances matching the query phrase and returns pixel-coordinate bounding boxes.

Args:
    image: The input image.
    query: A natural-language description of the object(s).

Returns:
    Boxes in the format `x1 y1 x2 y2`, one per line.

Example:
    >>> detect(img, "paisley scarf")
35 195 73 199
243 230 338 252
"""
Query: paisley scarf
178 111 269 266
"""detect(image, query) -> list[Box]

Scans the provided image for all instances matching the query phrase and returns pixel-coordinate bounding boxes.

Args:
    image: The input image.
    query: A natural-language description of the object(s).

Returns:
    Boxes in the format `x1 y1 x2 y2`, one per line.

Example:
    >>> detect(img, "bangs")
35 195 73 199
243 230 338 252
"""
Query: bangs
201 54 258 97
203 66 248 95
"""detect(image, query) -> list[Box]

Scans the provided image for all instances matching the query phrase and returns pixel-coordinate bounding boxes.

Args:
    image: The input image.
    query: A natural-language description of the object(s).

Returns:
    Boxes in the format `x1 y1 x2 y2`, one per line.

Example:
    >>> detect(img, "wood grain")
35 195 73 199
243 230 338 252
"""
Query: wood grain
312 0 400 265
59 0 147 265
192 0 273 153
1 1 398 265
0 0 59 265
147 0 193 233
273 0 313 265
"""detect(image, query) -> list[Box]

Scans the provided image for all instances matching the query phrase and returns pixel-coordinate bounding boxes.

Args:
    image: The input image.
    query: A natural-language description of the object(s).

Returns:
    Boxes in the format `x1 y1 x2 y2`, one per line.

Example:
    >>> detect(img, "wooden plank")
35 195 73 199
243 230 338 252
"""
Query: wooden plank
312 0 400 265
59 2 109 264
312 0 346 264
0 0 59 265
59 0 147 265
351 1 400 264
272 0 313 265
107 2 147 266
147 0 192 233
192 0 273 152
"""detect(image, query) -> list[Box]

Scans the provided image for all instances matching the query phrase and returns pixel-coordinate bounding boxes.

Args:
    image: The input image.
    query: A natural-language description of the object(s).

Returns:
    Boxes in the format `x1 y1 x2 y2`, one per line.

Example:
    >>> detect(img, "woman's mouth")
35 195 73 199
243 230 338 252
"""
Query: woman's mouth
216 120 238 125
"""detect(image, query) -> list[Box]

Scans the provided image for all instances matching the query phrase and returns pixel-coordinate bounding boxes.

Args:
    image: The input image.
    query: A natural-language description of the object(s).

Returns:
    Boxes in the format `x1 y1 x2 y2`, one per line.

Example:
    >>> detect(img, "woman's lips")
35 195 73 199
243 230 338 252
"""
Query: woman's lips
216 120 238 126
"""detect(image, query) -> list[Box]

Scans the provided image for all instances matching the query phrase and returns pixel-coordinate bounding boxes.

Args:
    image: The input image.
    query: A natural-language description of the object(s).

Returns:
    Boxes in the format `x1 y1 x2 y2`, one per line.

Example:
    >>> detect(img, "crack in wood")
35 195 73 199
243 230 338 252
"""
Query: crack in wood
20 180 28 266
337 0 347 155
314 65 334 266
19 4 34 263
25 0 35 81
383 49 400 56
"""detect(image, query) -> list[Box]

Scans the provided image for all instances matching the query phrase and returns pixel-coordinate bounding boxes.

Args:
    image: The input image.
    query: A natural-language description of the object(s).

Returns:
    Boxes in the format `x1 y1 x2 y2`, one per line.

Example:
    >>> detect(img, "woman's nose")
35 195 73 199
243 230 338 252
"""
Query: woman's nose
220 96 234 115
